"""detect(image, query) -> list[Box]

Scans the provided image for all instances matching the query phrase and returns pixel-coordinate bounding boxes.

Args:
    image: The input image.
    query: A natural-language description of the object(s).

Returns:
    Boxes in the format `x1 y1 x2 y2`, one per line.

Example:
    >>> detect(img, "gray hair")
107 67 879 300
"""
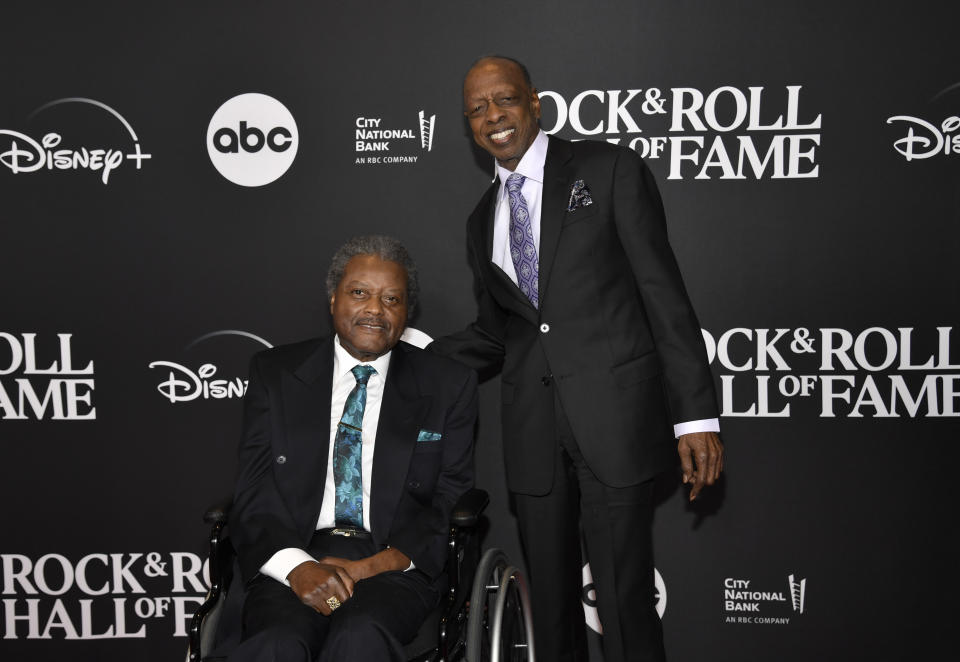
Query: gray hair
325 235 420 319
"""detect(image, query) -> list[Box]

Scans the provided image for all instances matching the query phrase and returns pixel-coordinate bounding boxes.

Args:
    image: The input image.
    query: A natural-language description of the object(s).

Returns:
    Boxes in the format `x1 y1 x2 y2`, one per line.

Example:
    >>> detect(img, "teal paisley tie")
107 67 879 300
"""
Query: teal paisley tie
333 364 375 527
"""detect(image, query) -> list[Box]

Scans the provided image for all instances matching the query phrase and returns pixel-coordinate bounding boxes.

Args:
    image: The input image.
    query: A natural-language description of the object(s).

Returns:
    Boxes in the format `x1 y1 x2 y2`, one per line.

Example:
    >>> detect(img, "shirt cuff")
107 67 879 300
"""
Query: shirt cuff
259 548 316 586
386 545 416 572
673 418 720 438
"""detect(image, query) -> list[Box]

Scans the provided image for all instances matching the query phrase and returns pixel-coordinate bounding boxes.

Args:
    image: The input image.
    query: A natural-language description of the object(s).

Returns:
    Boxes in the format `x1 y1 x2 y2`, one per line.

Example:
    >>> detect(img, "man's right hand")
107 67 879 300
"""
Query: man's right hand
286 560 355 615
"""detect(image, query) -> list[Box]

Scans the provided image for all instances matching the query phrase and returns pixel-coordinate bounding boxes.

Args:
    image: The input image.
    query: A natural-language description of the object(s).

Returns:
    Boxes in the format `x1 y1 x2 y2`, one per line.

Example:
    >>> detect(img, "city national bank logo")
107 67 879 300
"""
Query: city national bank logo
354 110 435 165
724 574 806 625
0 98 151 185
886 83 960 161
539 85 821 180
207 93 298 187
0 333 95 421
582 564 665 633
789 573 806 614
148 330 271 404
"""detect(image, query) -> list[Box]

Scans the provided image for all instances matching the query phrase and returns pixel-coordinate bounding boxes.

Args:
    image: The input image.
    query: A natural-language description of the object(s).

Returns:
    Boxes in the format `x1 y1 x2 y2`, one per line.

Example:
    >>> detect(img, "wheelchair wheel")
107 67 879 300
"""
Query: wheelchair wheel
466 549 534 662
489 566 534 662
466 548 508 661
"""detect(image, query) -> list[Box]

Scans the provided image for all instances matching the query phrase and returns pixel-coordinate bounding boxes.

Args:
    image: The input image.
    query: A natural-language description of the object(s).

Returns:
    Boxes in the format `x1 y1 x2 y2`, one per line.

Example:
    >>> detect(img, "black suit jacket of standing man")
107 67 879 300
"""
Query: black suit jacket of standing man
433 134 718 494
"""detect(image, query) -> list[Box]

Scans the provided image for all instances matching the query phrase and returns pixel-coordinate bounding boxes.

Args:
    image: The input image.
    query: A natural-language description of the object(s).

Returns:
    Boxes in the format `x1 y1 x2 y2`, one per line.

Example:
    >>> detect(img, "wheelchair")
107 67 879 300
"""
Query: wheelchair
187 489 535 662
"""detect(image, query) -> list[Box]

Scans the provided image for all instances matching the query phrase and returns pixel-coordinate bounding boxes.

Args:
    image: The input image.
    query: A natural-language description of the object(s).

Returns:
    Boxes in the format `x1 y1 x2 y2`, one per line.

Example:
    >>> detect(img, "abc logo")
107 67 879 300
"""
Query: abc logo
213 122 292 154
206 93 298 187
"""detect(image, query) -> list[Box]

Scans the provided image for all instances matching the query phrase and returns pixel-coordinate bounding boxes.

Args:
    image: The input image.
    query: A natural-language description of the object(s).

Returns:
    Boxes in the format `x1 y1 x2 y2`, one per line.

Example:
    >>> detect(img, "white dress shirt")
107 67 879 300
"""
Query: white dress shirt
491 130 719 438
259 336 392 584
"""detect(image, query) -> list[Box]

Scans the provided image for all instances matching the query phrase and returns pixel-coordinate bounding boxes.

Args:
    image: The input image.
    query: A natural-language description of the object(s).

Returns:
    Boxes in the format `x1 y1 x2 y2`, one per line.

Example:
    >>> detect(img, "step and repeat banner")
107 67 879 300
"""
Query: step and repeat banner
2 2 957 661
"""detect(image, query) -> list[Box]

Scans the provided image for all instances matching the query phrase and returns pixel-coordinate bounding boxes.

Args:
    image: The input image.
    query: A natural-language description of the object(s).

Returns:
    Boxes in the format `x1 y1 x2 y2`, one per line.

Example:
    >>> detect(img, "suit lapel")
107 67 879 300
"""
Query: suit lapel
473 178 539 324
283 338 335 532
369 344 429 543
477 181 498 261
538 137 575 303
293 337 335 386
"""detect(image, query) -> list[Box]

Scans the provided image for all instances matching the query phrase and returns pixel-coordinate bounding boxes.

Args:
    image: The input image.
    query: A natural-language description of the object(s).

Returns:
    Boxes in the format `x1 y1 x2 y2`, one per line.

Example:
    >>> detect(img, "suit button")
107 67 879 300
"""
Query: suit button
408 481 420 489
540 323 550 333
276 455 286 464
541 374 552 386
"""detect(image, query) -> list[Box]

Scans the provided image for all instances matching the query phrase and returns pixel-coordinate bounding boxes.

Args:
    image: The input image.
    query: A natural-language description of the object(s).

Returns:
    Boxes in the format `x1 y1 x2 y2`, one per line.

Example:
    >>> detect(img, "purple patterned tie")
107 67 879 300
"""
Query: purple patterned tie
506 173 539 308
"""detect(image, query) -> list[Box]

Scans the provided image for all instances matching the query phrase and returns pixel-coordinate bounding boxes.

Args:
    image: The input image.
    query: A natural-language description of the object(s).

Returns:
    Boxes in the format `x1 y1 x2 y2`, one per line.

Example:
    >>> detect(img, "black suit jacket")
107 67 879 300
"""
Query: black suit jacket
231 337 477 583
432 136 718 495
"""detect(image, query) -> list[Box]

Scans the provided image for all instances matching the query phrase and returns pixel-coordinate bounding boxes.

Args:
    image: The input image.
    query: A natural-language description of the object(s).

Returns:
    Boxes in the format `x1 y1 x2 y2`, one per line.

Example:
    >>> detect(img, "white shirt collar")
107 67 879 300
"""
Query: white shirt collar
333 335 392 382
495 129 549 188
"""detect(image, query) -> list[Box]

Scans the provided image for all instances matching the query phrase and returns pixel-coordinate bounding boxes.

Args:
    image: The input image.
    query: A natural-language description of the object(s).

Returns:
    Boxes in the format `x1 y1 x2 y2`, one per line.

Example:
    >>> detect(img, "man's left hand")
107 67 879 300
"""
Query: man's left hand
318 547 411 583
677 431 724 501
317 556 370 583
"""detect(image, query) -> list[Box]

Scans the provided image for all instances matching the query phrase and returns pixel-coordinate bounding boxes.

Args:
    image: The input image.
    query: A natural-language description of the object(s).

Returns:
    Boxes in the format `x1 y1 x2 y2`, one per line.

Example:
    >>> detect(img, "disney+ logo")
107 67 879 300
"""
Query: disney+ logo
0 98 151 185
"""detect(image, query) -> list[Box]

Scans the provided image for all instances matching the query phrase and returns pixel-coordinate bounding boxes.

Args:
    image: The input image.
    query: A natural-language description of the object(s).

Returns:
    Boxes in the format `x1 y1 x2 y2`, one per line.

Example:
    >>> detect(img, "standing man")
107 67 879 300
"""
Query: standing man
229 235 477 661
431 57 723 662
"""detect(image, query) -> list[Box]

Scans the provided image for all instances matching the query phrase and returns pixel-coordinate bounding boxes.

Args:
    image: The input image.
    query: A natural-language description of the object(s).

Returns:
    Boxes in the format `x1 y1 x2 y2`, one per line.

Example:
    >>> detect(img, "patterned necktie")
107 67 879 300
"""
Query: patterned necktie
506 173 540 308
333 364 376 527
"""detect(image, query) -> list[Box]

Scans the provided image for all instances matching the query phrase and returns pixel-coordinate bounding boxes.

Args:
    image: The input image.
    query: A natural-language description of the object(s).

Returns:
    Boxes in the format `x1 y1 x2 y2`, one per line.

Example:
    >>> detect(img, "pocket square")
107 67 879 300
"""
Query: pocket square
567 179 593 211
417 429 442 442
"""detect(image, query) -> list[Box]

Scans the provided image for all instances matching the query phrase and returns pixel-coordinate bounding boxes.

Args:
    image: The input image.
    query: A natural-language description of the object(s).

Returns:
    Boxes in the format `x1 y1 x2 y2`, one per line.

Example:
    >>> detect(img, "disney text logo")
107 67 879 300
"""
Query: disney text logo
887 115 960 161
148 362 247 403
0 98 151 184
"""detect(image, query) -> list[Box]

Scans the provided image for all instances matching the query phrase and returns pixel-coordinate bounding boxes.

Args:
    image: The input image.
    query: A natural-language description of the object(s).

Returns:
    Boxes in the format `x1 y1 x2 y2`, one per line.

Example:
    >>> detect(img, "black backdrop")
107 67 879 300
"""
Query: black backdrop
2 2 958 661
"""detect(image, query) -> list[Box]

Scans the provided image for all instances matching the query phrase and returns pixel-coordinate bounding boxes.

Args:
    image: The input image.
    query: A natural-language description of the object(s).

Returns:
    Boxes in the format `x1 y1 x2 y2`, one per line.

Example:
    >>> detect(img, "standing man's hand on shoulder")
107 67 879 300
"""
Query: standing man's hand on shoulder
677 431 724 501
286 560 355 615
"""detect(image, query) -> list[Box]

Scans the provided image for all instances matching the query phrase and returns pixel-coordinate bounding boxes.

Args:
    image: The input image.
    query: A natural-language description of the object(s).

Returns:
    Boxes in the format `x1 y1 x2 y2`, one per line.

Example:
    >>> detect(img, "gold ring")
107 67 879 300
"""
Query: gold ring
325 596 341 611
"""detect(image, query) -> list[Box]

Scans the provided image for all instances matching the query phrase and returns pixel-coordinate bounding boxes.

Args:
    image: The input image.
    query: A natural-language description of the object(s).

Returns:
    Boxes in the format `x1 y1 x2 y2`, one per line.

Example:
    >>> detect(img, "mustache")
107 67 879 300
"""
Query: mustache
355 317 388 328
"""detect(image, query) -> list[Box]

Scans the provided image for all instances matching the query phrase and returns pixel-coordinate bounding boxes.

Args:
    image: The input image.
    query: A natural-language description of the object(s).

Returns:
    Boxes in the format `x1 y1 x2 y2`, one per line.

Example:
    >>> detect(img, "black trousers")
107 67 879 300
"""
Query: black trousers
228 533 439 662
514 398 665 662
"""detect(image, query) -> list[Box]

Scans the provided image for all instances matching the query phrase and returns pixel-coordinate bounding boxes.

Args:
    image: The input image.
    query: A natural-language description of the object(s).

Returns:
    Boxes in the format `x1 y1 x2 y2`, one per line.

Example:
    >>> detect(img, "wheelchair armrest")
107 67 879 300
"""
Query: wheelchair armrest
204 496 233 525
189 498 236 661
450 488 489 527
436 488 489 658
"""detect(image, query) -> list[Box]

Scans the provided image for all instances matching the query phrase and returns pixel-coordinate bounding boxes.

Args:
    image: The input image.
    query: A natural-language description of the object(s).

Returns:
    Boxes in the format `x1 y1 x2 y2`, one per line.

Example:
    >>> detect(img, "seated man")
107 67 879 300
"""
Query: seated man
228 235 478 662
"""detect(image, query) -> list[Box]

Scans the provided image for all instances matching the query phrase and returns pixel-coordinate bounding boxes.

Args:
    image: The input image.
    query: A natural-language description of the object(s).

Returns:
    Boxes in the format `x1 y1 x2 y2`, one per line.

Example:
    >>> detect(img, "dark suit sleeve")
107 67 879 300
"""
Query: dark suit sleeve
385 367 478 578
429 220 506 380
611 148 719 422
230 354 303 583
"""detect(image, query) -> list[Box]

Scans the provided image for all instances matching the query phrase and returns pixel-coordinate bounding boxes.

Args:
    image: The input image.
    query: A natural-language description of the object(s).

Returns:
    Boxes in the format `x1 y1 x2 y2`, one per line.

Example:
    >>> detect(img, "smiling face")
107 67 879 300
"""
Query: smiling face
330 254 408 361
463 57 541 171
